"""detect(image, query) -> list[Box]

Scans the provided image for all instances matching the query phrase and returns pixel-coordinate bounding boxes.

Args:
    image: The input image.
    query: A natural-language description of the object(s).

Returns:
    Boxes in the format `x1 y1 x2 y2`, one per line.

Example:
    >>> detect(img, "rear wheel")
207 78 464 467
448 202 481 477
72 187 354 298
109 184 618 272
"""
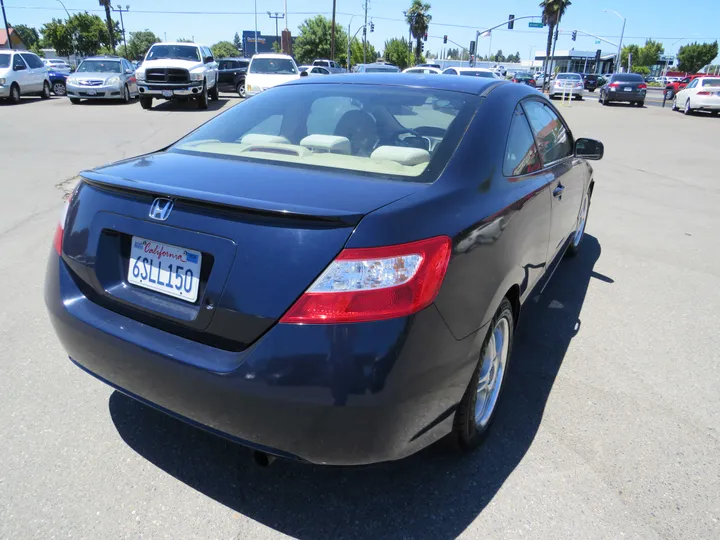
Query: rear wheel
684 99 693 115
236 80 246 98
711 111 719 116
566 189 590 257
40 81 51 99
197 83 209 109
636 101 644 107
602 96 610 106
671 97 678 111
453 298 514 450
52 81 66 96
9 83 20 104
140 96 153 109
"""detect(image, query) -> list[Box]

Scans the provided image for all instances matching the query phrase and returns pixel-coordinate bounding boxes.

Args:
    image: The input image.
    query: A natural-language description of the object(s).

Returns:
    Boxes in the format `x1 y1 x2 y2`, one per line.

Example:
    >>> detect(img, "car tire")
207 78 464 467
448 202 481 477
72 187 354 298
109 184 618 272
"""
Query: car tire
602 96 610 106
197 83 209 109
9 83 21 104
236 80 246 98
140 96 153 110
453 298 514 451
684 99 693 115
566 189 590 257
121 84 130 104
69 97 81 104
209 82 219 101
52 81 66 96
671 97 678 111
40 81 51 99
711 111 719 116
637 101 644 107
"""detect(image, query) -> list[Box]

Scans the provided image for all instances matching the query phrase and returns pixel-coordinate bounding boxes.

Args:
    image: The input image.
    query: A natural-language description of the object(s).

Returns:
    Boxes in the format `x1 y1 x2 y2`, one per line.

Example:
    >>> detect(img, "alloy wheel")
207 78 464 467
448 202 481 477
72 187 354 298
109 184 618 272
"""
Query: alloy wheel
53 82 66 96
474 316 510 429
573 194 589 249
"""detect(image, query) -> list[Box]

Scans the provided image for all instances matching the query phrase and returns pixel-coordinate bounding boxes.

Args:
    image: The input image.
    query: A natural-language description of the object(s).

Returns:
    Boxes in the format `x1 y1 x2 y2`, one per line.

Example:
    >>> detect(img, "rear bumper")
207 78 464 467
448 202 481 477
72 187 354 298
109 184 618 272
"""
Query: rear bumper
45 252 480 465
549 86 585 97
606 89 646 101
693 97 720 110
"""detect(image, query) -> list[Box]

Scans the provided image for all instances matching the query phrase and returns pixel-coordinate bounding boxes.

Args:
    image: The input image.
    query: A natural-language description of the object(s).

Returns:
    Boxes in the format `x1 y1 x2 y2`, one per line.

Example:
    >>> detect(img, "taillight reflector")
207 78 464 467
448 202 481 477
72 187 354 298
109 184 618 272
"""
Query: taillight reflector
697 91 711 95
608 82 620 88
280 236 452 324
638 83 647 89
53 193 73 255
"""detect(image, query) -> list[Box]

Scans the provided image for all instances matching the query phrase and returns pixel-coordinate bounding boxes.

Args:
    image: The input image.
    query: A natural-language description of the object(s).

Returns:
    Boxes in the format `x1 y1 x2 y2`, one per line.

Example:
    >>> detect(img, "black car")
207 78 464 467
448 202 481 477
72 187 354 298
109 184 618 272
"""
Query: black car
217 57 250 97
512 72 536 86
582 73 599 92
46 75 603 466
599 73 647 106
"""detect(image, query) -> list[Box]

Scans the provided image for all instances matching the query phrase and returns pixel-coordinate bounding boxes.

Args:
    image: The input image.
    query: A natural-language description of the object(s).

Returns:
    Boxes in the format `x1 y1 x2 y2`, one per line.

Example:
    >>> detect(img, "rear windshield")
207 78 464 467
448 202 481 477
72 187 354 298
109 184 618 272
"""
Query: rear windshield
557 73 582 80
146 45 200 62
515 72 533 78
0 53 9 68
365 66 400 73
702 78 720 87
611 74 644 82
172 84 476 181
77 60 122 73
250 58 297 74
460 70 495 78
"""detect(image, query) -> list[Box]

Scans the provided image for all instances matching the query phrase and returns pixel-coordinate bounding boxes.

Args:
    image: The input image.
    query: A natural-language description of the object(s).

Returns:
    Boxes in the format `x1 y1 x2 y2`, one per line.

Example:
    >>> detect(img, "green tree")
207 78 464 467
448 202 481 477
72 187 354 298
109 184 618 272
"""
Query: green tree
677 41 719 73
350 38 376 66
446 47 459 60
383 37 412 70
211 40 239 58
539 0 571 87
41 13 117 57
405 0 431 62
494 49 505 62
177 37 193 43
630 65 650 76
233 32 242 50
638 39 663 67
126 30 159 60
620 44 640 70
12 24 40 49
271 40 281 53
294 15 348 65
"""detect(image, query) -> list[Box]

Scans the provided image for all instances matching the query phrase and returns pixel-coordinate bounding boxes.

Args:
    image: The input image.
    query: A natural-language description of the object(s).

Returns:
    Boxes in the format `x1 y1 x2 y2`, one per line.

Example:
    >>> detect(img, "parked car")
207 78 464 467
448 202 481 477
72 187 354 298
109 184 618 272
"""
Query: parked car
311 59 346 73
598 73 647 106
672 76 720 115
582 73 599 91
217 57 249 97
417 63 442 69
46 74 603 466
665 74 712 100
43 58 72 74
0 50 51 104
66 56 138 104
442 67 499 78
48 69 68 96
299 65 332 75
549 73 585 100
245 53 300 97
135 42 219 110
354 63 401 73
511 71 536 86
402 66 442 74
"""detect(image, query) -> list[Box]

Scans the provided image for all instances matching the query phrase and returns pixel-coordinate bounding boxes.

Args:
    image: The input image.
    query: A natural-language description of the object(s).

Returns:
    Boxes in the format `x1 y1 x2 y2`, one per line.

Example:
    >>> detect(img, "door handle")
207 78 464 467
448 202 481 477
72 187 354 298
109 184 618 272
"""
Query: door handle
553 184 565 198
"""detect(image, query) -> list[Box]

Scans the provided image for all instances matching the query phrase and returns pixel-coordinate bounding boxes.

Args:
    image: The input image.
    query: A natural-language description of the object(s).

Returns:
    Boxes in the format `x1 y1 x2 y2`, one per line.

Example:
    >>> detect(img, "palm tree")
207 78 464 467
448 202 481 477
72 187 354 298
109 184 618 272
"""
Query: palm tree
539 0 571 89
405 0 431 63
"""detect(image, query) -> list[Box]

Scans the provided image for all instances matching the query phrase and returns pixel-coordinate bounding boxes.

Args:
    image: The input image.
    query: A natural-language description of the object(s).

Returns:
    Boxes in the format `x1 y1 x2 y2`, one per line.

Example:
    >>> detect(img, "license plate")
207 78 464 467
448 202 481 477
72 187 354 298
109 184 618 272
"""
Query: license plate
87 89 97 96
624 87 632 91
128 237 201 303
162 90 173 97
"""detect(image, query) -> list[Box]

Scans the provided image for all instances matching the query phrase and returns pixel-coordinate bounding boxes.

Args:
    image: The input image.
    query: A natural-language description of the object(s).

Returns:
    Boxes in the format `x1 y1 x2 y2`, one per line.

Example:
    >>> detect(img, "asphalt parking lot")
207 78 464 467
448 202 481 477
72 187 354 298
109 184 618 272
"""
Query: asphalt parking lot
1 93 719 540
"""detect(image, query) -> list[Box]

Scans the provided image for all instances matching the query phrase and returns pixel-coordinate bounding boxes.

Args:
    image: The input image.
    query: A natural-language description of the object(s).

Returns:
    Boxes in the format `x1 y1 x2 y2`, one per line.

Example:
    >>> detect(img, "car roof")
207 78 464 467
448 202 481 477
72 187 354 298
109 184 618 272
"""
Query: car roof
453 67 494 73
251 53 294 59
152 42 204 47
83 56 123 61
284 73 503 94
218 57 249 61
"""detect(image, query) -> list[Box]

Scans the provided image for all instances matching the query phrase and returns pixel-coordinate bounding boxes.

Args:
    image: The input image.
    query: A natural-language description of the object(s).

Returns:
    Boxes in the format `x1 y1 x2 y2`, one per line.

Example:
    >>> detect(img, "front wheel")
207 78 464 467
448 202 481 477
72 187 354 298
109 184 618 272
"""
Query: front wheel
52 81 66 96
140 96 153 109
566 190 590 257
9 83 21 104
40 81 51 99
197 83 209 109
236 80 246 98
453 298 514 450
209 82 219 101
120 84 130 103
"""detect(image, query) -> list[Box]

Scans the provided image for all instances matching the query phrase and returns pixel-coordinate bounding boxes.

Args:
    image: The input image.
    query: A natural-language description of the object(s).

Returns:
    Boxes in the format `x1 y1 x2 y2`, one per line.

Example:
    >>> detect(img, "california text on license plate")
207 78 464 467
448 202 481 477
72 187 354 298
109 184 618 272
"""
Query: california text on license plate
128 237 202 302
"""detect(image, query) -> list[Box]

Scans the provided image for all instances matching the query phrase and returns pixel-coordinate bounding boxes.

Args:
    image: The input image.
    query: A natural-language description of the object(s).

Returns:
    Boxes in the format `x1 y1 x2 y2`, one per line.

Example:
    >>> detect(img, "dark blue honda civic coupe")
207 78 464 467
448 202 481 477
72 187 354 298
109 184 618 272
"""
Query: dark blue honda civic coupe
45 74 603 465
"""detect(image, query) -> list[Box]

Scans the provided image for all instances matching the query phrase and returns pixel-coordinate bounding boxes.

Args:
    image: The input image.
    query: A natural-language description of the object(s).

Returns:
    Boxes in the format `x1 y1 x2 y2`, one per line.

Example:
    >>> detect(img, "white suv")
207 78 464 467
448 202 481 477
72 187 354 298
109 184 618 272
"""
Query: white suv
0 50 51 104
134 42 219 110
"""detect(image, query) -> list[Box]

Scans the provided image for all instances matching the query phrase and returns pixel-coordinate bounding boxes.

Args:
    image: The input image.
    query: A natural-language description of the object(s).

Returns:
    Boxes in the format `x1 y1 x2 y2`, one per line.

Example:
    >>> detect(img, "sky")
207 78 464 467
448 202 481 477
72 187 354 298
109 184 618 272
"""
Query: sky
4 0 719 64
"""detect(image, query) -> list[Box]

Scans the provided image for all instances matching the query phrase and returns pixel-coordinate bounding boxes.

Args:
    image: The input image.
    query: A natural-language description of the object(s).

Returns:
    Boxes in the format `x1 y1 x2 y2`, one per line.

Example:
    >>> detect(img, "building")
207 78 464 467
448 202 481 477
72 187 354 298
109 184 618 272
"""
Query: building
534 49 616 74
242 30 296 55
0 28 27 50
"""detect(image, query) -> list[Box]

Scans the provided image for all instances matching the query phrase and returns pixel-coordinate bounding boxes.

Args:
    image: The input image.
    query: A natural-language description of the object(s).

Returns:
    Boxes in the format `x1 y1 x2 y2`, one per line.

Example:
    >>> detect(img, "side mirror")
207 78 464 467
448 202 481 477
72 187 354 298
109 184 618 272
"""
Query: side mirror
204 56 213 64
299 70 309 77
14 64 26 71
125 69 134 74
575 138 604 161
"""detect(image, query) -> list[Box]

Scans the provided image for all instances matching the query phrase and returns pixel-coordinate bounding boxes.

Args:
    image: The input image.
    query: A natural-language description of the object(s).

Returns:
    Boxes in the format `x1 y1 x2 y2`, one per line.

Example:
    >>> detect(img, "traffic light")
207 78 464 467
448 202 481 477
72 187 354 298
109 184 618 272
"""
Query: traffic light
423 32 428 42
443 35 447 44
370 22 375 32
420 41 425 52
508 14 514 30
572 30 577 41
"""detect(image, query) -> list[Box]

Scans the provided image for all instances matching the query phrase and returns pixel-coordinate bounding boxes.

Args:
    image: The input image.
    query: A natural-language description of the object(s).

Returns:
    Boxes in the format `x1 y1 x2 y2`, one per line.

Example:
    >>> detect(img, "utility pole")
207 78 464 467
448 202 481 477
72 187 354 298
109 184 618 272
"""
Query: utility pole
362 0 369 64
98 0 116 53
112 5 130 59
0 0 10 50
330 0 337 60
253 0 258 55
267 12 284 51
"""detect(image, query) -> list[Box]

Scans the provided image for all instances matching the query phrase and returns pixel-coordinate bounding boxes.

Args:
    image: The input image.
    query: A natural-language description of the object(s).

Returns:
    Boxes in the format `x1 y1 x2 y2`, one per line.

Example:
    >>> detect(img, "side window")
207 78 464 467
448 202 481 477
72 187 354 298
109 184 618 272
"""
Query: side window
219 60 230 70
522 101 573 165
13 54 26 69
306 96 360 135
504 105 542 176
687 79 699 89
21 53 43 68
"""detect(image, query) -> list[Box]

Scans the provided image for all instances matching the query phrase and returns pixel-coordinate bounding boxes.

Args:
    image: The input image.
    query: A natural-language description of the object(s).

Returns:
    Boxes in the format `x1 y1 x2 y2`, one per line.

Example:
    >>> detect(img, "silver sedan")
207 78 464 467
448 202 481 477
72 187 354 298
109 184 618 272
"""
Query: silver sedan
66 56 138 104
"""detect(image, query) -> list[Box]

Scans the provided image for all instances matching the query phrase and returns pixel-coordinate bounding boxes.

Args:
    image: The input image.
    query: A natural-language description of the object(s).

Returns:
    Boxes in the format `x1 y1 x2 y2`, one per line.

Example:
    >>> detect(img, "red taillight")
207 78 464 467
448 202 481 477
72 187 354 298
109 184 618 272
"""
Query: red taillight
638 83 647 89
608 82 619 88
529 79 535 85
53 193 73 255
697 91 711 95
280 236 452 324
512 79 517 83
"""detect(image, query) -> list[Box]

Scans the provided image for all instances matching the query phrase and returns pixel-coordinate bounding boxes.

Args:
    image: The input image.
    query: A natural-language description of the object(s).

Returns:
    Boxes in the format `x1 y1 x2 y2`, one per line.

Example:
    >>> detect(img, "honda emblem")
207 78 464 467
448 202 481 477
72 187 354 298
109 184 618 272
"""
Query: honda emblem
149 198 174 221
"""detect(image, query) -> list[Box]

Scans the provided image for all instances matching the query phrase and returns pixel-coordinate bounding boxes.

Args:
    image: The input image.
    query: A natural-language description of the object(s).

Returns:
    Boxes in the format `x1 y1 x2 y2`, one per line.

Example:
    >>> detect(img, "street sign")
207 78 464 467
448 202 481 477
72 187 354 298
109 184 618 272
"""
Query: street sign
528 22 544 28
660 55 675 61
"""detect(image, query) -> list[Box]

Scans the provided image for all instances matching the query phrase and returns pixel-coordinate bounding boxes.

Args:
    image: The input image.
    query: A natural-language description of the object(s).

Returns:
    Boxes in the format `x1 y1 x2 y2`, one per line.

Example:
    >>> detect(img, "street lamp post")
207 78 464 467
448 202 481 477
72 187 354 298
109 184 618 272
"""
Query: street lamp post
267 12 284 51
112 5 130 59
603 9 626 73
253 0 258 55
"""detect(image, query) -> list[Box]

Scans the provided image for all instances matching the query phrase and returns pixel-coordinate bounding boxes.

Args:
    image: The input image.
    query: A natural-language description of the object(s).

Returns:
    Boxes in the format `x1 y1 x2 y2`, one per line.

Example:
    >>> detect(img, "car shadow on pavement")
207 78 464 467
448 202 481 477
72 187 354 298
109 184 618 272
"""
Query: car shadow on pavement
110 234 606 540
145 98 232 112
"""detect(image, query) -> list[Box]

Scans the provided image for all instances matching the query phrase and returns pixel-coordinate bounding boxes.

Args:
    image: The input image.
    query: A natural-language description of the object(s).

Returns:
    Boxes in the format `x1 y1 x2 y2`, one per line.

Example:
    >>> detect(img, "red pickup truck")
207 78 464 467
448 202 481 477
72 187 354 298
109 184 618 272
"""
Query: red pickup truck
665 74 712 98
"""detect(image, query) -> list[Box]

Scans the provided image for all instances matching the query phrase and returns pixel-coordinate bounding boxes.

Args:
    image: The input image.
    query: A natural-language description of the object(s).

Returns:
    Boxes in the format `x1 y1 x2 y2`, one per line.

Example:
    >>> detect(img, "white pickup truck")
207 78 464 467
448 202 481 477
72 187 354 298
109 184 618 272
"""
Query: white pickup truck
135 42 219 110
